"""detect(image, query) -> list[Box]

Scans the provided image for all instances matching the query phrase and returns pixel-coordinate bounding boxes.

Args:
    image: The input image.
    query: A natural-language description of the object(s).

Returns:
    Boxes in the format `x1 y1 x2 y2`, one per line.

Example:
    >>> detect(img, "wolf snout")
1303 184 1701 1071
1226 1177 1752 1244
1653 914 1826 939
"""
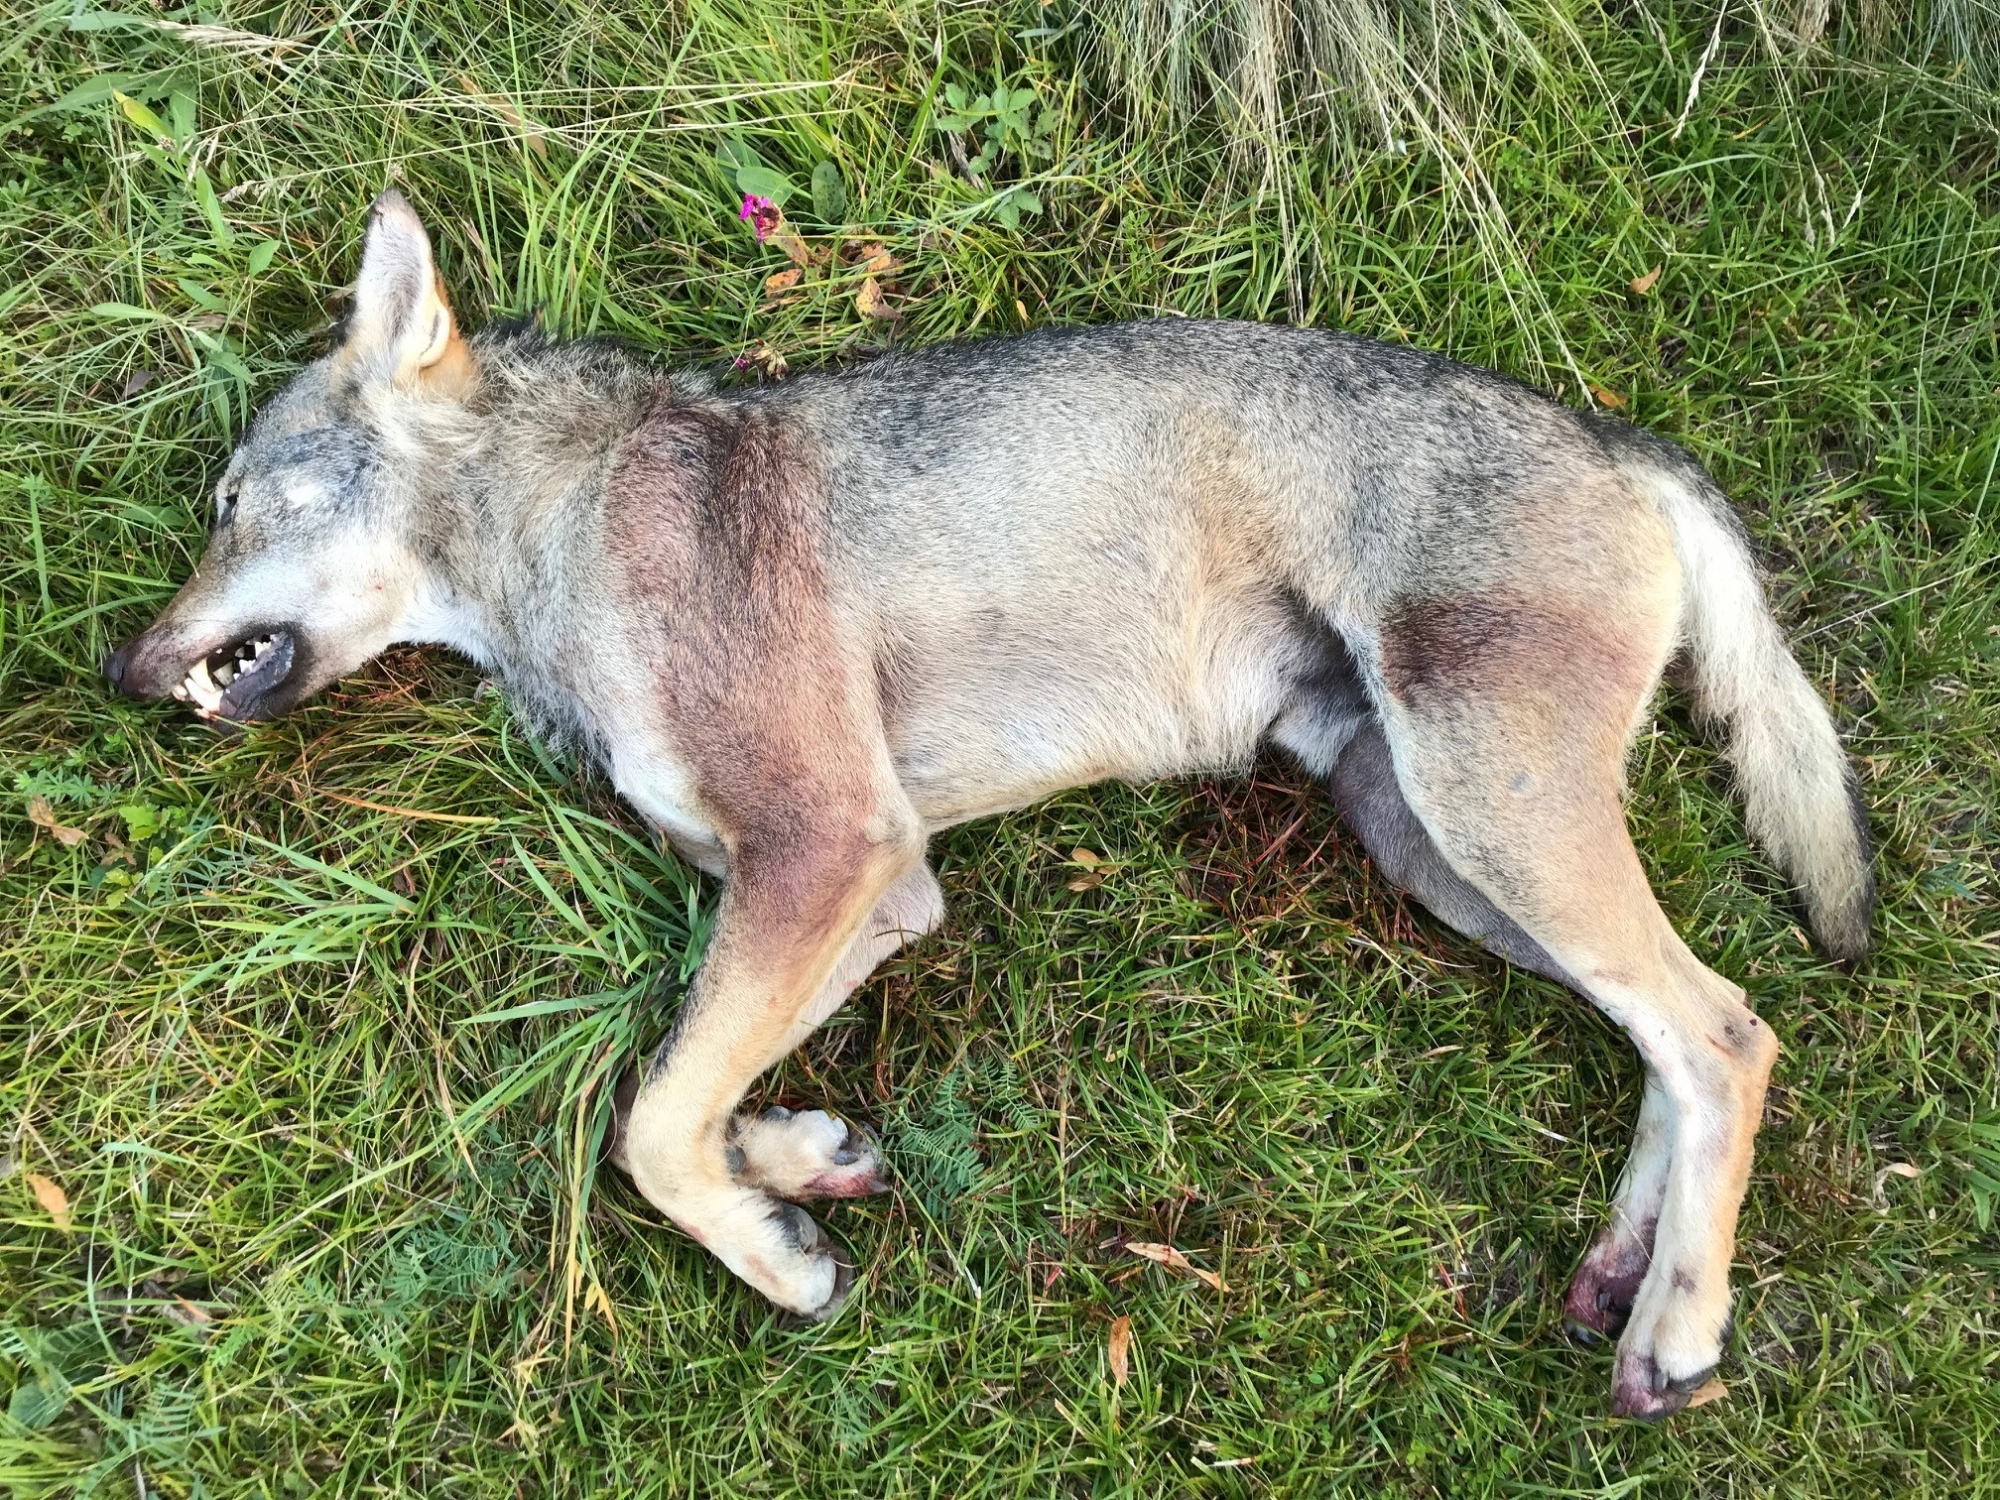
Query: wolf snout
103 634 155 698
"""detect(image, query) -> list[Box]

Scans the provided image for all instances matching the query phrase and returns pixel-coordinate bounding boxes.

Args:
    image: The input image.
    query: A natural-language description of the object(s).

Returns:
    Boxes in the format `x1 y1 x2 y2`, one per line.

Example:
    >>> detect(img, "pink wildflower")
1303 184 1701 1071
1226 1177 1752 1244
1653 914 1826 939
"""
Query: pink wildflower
738 193 780 243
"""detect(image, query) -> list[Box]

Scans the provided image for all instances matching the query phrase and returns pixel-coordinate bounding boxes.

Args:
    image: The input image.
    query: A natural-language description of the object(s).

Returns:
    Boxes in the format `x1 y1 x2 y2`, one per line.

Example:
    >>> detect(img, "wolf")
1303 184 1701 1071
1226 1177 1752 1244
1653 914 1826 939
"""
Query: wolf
105 190 1872 1419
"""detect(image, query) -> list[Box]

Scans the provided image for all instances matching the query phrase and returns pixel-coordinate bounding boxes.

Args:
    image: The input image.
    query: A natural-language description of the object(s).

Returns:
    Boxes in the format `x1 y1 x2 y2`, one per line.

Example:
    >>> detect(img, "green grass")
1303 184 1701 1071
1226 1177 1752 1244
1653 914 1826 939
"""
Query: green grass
4 0 1999 1494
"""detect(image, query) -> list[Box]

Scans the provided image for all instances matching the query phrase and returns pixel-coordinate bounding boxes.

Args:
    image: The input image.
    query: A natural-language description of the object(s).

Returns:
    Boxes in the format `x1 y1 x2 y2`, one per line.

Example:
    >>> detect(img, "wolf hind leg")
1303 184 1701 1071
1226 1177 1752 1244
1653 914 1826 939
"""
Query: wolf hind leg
1316 714 1671 1344
1328 720 1573 986
1365 591 1773 1418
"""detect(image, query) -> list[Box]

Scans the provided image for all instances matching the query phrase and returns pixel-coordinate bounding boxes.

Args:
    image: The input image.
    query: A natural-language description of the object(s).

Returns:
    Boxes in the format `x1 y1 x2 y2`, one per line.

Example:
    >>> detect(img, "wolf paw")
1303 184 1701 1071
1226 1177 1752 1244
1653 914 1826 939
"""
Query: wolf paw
679 1188 857 1321
733 1106 890 1200
1563 1217 1655 1345
1608 1264 1731 1420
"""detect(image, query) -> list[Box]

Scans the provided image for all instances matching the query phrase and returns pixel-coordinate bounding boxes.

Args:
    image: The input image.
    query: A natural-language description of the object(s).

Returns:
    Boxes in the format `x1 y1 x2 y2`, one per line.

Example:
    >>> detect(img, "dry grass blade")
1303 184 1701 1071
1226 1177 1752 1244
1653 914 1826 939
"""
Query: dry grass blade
1126 1241 1226 1292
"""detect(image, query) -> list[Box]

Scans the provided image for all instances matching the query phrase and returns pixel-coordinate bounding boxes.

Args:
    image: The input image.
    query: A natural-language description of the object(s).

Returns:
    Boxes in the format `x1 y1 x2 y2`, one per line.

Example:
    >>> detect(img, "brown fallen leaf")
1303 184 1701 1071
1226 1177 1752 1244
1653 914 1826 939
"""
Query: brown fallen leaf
1126 1241 1225 1293
1630 264 1662 295
764 266 802 295
26 1172 72 1231
854 241 897 277
166 1297 215 1329
1067 872 1105 892
1071 847 1102 869
1108 1314 1132 1388
1873 1159 1923 1207
738 342 789 379
27 797 87 847
1588 383 1628 410
855 276 898 320
1685 1378 1728 1408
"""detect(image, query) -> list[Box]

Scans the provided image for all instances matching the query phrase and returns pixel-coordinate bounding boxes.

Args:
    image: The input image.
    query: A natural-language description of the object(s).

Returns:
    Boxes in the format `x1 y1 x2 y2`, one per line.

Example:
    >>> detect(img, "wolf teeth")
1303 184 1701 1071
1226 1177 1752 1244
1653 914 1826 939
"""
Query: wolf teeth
180 634 281 717
183 659 224 713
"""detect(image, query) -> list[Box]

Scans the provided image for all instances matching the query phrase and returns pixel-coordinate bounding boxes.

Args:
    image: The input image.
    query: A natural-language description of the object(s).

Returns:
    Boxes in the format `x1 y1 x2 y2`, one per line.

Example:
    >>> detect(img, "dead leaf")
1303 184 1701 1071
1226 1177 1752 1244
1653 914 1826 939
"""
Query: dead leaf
1108 1315 1132 1387
1873 1160 1923 1207
165 1298 215 1329
763 267 802 295
1685 1378 1728 1408
27 797 87 847
1630 264 1662 295
738 342 788 379
855 276 898 320
855 241 897 277
121 369 157 399
26 1173 71 1231
1588 383 1628 410
1066 847 1118 890
770 225 814 268
1126 1241 1225 1293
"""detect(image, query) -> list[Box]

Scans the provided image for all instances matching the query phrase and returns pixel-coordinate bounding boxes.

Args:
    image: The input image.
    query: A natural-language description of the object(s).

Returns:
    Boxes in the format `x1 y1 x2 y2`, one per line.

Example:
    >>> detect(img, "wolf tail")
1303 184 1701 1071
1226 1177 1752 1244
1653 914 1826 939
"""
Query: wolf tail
1636 452 1874 959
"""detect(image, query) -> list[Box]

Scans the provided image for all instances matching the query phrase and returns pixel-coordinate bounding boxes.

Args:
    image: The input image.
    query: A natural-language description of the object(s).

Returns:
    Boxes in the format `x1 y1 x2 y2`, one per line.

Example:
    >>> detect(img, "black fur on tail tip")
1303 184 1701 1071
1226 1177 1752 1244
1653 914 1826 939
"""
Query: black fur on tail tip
1810 772 1875 965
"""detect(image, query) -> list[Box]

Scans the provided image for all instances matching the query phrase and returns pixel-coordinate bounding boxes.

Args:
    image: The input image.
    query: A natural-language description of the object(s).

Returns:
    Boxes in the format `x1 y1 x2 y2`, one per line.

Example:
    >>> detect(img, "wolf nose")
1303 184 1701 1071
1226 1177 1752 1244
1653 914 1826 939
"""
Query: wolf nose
103 638 136 694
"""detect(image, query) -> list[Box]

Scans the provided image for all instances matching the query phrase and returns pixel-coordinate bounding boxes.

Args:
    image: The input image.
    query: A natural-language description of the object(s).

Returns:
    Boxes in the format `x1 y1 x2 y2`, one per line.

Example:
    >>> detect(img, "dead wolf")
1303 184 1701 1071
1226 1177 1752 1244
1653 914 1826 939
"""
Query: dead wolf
105 191 1872 1419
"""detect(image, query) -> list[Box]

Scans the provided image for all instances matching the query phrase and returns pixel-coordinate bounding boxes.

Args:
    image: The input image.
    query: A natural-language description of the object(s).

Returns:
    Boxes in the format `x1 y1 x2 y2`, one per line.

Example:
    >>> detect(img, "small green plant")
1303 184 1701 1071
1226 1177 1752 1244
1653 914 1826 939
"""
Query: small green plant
933 80 1054 229
716 134 794 208
717 137 848 226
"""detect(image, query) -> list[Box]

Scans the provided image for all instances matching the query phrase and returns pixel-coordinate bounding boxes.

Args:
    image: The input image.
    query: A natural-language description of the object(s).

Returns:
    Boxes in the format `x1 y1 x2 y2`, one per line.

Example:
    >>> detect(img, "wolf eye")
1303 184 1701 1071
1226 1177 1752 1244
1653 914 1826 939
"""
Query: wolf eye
213 480 239 530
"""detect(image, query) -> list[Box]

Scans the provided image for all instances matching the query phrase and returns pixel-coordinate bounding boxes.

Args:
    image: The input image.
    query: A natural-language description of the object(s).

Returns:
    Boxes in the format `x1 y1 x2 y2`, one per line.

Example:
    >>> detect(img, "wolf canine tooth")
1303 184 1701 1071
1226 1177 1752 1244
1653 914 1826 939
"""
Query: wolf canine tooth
184 659 224 711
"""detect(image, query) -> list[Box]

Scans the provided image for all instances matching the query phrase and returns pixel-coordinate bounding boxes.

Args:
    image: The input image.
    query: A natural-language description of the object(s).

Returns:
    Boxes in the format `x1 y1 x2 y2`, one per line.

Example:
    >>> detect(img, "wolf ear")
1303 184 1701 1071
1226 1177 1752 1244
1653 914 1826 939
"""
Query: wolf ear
342 189 470 390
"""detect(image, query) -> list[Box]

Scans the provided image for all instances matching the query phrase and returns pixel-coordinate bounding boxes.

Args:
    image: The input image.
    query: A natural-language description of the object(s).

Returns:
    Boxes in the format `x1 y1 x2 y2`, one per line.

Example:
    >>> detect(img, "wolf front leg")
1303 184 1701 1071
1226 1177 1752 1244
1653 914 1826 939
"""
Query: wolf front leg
619 808 926 1318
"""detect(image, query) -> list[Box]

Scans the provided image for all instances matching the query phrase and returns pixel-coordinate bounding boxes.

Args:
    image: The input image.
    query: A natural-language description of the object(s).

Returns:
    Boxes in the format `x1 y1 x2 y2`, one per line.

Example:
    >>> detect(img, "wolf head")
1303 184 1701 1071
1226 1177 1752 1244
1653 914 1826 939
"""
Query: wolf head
105 190 475 722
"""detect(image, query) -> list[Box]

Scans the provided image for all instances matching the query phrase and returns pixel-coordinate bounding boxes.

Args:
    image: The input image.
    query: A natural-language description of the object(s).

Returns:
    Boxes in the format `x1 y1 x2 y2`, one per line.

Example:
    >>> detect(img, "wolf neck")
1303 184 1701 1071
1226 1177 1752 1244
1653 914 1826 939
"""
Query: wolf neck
398 330 674 721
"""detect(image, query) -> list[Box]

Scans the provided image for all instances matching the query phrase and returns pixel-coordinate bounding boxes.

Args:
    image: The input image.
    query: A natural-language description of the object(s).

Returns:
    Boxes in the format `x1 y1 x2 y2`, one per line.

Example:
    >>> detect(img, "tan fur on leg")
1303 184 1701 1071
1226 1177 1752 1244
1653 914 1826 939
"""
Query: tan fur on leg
620 812 924 1317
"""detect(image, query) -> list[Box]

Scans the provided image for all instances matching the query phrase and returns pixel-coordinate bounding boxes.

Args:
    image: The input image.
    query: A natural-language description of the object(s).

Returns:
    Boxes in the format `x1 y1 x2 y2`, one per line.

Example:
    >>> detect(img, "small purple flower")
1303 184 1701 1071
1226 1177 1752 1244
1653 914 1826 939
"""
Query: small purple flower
738 193 780 243
733 354 751 369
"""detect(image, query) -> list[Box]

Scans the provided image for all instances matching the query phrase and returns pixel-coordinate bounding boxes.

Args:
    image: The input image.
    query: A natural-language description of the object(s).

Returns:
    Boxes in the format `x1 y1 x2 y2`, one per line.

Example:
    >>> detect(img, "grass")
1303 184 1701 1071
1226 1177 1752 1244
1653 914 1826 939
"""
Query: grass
3 0 1998 1494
